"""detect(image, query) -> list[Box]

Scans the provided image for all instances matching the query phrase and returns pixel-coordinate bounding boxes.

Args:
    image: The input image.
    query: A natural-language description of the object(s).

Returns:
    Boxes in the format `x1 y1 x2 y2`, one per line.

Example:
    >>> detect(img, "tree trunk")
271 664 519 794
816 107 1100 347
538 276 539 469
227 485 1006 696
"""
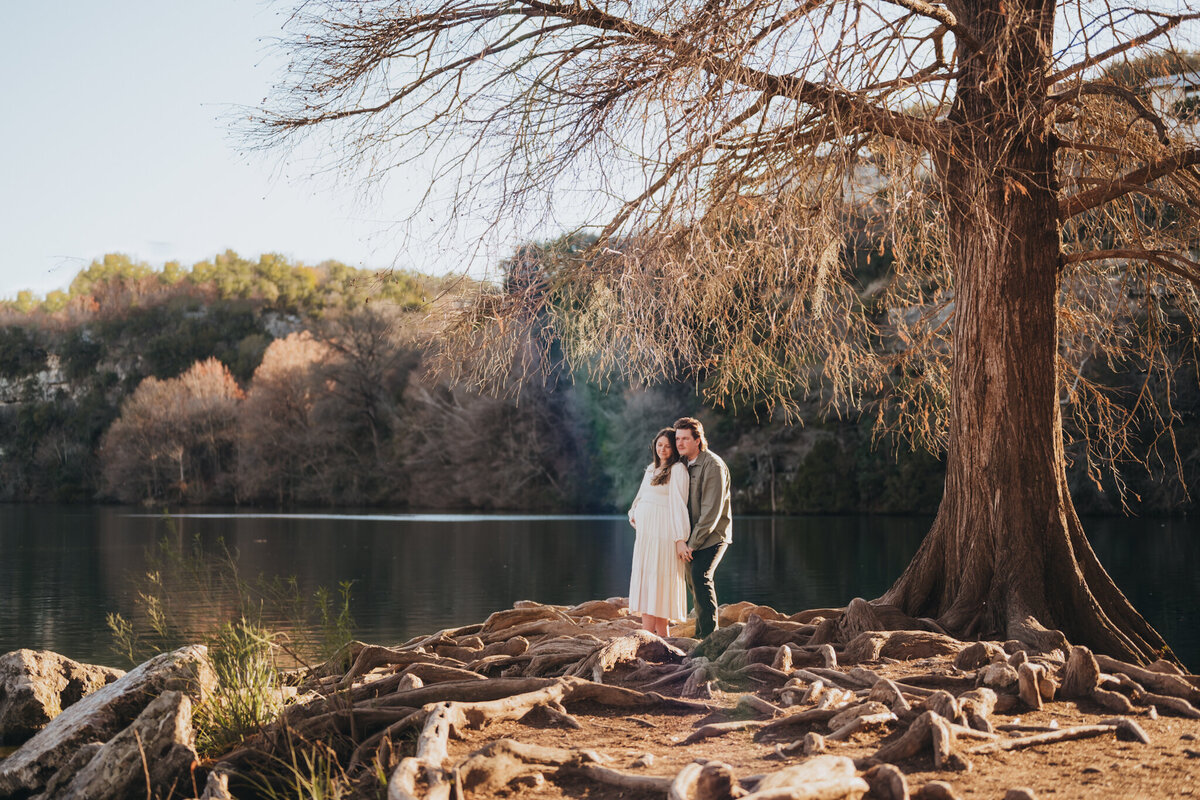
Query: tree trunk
879 0 1173 664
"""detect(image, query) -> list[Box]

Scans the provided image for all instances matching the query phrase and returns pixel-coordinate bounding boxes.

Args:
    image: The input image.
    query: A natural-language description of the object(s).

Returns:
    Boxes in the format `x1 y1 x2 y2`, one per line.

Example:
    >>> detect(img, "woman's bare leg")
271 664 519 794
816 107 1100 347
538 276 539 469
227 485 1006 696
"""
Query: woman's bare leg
642 613 664 634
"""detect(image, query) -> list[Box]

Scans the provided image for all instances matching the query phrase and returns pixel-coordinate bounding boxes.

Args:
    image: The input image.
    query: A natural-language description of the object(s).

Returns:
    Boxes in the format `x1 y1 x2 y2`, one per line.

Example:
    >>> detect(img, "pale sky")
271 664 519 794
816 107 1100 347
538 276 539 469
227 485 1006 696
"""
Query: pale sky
0 1 518 301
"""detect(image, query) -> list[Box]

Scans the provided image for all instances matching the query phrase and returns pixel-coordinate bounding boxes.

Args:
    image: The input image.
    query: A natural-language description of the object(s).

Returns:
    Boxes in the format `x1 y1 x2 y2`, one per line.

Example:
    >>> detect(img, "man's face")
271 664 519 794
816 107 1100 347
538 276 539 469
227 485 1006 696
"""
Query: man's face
675 428 700 461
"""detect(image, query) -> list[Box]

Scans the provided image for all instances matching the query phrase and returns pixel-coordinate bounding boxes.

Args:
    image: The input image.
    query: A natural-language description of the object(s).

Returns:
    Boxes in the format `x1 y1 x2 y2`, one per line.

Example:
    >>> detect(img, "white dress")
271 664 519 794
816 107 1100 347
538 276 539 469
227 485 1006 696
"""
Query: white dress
627 461 690 621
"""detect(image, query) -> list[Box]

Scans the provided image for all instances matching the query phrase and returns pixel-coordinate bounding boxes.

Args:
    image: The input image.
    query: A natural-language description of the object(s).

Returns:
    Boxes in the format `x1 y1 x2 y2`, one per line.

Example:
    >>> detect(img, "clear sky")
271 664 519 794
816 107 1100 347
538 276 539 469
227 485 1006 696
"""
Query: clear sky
0 1 502 300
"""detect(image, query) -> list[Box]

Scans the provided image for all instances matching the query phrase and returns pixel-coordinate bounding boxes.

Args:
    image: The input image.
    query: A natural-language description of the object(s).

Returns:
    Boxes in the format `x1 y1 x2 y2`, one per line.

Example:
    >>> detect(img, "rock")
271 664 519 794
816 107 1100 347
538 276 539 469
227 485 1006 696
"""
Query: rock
49 690 197 800
1004 789 1037 800
979 662 1019 689
631 753 655 768
863 763 909 800
0 645 214 798
916 780 962 800
954 641 1005 670
0 650 124 744
803 732 827 755
28 741 103 799
396 673 424 691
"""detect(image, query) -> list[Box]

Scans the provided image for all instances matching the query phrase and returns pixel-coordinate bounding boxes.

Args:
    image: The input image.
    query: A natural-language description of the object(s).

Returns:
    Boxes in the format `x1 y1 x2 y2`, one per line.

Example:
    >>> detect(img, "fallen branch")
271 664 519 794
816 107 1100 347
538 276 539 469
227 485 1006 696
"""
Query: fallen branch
969 724 1117 753
564 762 674 792
680 720 766 745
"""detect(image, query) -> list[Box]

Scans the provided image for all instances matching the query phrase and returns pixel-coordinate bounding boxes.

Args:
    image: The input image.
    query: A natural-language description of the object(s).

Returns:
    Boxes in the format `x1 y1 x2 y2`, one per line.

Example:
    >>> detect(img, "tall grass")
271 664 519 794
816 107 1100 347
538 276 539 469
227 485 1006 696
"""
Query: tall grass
106 515 356 669
105 514 360 760
194 619 282 756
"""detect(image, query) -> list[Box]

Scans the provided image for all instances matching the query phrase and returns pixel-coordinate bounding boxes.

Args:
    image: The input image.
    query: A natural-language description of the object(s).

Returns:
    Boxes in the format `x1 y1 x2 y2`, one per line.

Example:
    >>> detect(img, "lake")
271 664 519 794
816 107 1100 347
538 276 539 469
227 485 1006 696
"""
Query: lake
0 506 1195 669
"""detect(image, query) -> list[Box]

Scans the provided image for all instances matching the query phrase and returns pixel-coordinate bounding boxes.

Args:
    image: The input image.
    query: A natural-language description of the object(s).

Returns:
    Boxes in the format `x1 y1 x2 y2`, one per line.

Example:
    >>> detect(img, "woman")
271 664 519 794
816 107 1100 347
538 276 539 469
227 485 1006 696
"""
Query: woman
627 427 690 636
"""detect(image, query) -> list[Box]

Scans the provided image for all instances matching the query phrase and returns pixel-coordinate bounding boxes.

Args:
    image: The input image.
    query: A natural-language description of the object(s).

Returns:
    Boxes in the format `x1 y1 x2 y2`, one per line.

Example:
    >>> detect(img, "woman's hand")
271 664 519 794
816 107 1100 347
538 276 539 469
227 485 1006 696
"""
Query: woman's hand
629 516 637 529
676 540 692 562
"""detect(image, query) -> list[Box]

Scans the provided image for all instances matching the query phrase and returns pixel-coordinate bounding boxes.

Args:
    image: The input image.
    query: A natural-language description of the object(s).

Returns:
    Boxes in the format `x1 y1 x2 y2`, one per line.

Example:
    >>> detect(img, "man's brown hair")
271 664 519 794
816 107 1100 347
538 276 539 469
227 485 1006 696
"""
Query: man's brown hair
673 416 708 451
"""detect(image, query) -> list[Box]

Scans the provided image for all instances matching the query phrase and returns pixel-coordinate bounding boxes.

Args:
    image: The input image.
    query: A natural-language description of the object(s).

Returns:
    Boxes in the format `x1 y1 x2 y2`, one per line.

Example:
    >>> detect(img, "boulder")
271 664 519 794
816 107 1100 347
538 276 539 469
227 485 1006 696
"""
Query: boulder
0 645 214 798
26 742 103 800
47 690 197 800
0 650 123 744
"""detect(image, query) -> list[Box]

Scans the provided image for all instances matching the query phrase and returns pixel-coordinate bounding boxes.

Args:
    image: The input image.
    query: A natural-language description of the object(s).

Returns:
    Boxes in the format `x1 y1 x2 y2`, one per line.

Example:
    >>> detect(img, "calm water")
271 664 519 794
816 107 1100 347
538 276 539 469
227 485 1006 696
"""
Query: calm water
0 506 1195 669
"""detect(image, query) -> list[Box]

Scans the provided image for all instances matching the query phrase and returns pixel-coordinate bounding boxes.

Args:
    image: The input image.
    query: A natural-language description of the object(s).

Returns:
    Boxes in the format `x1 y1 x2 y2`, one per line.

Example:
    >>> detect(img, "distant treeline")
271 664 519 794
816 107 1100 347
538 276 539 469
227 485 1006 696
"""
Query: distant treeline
0 251 1195 513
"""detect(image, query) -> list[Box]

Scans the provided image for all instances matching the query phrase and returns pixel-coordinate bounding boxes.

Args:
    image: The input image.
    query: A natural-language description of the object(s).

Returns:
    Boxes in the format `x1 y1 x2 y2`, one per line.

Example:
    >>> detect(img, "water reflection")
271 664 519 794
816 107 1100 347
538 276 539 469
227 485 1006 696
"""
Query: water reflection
0 507 1195 669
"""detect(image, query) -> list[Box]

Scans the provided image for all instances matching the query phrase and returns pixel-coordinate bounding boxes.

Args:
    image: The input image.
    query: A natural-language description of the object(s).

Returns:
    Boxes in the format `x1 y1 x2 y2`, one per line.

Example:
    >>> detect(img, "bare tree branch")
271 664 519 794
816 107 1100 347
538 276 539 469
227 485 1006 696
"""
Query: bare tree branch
1060 149 1200 219
1048 11 1200 86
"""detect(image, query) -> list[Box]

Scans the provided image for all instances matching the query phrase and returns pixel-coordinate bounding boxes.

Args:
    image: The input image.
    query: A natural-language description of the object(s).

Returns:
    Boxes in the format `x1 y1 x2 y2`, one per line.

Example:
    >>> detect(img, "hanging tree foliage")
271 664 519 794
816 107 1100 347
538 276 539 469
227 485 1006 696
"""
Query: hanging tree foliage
254 0 1200 663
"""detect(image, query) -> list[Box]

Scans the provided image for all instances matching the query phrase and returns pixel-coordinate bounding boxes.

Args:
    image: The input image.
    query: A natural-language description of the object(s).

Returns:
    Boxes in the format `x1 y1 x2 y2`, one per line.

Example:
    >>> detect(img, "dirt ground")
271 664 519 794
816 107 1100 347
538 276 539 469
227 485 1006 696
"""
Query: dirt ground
442 657 1200 800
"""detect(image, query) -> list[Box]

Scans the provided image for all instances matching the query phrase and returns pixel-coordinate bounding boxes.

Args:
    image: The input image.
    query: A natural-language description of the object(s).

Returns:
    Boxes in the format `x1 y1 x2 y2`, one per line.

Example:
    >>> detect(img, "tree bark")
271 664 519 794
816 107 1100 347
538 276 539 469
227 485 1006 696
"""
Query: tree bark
879 0 1171 664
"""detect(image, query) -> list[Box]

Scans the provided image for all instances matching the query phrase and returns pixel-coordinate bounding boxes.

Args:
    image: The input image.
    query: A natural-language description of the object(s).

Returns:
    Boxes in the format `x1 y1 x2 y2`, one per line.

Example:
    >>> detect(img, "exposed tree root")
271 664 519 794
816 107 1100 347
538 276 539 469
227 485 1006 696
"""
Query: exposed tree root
197 598 1198 800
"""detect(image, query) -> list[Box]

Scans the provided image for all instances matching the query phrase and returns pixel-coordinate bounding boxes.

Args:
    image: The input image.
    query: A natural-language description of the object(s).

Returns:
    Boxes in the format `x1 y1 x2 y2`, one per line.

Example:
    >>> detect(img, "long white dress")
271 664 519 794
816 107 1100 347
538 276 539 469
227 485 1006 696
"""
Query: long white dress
627 461 690 621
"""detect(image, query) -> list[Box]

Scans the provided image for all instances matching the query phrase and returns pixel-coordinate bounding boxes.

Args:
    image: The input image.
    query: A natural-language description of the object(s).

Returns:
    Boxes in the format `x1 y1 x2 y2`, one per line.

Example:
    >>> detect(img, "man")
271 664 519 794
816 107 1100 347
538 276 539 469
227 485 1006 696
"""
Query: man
674 416 732 639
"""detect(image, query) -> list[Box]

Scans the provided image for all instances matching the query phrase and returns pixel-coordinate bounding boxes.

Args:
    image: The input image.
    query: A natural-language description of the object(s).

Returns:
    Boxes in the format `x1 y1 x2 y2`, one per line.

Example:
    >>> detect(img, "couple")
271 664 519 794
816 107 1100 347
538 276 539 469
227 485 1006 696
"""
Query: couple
627 417 732 640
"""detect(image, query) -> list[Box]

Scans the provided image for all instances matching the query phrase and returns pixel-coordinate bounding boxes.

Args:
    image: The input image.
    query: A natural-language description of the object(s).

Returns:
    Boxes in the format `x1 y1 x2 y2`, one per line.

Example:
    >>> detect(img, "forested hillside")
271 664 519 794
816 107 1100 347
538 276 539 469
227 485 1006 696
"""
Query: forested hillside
0 250 1195 513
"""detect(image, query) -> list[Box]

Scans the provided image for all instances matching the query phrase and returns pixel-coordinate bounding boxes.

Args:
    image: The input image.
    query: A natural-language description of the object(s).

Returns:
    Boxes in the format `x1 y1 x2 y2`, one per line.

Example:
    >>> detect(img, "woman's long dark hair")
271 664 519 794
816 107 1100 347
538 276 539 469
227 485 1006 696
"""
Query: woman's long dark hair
650 427 680 486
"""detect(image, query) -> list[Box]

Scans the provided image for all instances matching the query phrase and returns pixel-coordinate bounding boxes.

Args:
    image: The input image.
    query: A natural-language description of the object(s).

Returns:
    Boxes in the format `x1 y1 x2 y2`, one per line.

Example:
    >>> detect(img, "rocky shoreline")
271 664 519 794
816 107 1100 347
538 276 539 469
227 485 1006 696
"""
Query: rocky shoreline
2 599 1199 799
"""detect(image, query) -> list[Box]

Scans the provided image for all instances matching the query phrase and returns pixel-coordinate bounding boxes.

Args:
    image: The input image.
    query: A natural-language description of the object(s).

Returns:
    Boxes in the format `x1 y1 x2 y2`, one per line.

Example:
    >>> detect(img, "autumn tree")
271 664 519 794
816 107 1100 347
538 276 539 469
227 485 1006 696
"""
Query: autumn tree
100 358 243 503
237 331 336 505
257 0 1200 661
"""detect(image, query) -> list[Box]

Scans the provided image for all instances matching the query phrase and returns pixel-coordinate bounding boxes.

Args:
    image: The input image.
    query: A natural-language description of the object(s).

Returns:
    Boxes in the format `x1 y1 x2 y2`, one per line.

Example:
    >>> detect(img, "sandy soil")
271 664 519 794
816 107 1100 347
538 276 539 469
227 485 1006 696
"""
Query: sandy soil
440 658 1200 800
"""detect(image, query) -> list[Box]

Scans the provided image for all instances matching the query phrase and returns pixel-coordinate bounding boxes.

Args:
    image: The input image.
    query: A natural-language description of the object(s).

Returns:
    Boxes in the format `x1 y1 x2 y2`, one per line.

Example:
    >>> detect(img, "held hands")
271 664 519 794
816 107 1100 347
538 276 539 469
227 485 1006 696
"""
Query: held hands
676 540 693 562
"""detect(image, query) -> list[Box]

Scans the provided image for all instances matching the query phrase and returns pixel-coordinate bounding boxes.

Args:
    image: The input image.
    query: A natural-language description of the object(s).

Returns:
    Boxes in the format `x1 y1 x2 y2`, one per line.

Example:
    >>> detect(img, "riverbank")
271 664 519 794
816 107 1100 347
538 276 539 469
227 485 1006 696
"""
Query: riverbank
2 599 1199 799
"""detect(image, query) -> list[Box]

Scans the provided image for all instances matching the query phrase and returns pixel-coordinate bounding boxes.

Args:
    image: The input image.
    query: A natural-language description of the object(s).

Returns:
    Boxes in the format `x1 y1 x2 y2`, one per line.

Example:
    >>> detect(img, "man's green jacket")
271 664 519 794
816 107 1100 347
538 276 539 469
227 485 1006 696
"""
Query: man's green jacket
685 450 733 551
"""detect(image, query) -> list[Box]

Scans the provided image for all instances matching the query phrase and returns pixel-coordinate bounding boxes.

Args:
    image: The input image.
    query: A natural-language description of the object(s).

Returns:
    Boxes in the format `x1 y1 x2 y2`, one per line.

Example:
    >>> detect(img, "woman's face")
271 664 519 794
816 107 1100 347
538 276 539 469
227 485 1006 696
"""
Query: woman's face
655 435 674 462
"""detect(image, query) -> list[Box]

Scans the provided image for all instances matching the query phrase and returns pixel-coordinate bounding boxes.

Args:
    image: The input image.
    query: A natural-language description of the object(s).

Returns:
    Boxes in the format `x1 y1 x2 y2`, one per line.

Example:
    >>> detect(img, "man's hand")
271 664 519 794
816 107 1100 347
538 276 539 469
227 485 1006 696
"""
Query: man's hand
676 540 692 562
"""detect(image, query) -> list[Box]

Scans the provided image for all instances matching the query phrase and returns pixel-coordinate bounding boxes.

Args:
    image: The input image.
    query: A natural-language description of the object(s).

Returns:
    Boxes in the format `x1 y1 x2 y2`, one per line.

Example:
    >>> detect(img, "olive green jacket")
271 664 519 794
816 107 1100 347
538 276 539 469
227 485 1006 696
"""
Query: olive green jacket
685 450 733 551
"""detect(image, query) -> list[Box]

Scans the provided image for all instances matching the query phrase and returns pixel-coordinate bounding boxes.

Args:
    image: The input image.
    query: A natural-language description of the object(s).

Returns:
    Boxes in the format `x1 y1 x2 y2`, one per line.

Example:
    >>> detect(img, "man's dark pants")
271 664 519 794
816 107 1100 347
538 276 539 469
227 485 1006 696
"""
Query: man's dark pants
689 542 728 638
